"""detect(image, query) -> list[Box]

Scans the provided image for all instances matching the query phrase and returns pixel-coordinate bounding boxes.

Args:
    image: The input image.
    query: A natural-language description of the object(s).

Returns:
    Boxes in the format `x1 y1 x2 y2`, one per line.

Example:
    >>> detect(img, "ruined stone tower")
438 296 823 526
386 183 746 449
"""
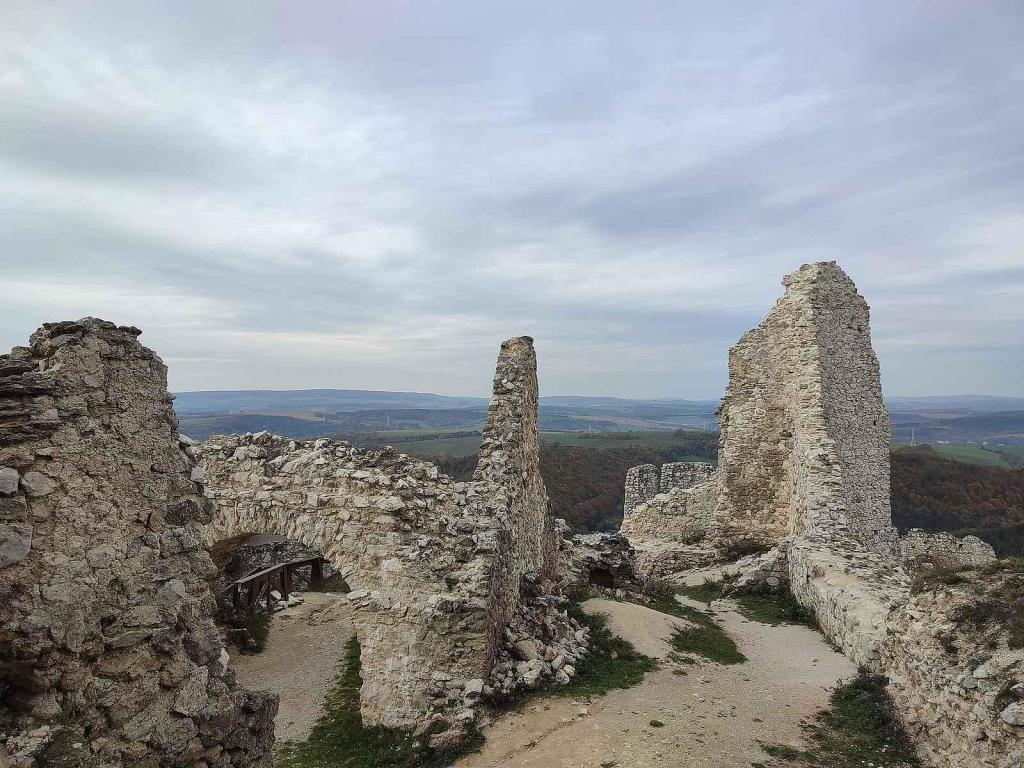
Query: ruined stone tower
0 319 274 767
712 261 894 550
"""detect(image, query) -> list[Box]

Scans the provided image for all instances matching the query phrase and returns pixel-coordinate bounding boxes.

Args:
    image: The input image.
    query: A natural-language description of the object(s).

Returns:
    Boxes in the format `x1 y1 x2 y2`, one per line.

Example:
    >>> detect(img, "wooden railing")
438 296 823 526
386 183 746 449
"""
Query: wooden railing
221 556 325 616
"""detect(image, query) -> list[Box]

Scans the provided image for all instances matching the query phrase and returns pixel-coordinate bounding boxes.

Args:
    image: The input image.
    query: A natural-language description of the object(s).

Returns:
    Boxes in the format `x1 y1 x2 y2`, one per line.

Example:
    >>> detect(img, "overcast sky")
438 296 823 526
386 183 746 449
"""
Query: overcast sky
1 2 1022 398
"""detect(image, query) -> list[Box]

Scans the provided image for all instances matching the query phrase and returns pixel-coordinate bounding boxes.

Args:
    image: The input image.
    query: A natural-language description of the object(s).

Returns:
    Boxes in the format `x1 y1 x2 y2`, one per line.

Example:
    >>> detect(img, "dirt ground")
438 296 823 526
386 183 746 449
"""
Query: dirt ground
231 590 854 765
231 591 354 741
457 594 856 768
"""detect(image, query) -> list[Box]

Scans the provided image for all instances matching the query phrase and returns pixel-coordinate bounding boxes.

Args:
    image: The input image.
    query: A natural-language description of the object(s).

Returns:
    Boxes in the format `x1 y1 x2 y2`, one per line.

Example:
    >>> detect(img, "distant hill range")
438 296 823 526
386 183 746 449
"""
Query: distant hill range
173 388 722 441
174 389 1024 447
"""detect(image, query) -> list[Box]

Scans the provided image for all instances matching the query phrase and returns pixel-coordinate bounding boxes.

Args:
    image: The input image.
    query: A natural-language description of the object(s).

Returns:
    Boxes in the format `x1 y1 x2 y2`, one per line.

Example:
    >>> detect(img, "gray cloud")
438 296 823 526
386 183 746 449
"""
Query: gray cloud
0 0 1021 397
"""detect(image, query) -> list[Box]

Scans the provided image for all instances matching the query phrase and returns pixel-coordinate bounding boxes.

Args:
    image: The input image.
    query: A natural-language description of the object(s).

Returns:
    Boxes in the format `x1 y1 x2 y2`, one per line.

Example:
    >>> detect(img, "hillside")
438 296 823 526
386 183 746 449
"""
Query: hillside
429 431 719 532
890 446 1024 556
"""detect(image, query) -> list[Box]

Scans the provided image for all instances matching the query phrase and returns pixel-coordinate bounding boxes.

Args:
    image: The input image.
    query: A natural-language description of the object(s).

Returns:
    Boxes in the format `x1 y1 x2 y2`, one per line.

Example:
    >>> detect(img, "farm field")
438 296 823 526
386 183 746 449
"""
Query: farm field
892 442 1015 468
377 429 718 459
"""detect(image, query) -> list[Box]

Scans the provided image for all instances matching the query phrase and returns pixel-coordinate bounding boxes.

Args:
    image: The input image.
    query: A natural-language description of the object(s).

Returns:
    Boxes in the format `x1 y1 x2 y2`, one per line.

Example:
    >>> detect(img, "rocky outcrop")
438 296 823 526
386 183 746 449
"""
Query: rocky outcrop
197 336 586 734
0 319 274 768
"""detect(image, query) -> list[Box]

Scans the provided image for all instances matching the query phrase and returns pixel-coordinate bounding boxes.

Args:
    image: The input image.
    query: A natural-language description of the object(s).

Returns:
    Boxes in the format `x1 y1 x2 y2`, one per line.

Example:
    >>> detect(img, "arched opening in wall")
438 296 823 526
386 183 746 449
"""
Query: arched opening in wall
207 532 354 741
588 567 616 588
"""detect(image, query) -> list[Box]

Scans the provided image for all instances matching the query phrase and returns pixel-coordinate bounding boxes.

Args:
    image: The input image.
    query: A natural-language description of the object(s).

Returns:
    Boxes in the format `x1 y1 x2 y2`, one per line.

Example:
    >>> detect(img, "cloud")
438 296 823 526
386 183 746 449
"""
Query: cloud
0 0 1021 397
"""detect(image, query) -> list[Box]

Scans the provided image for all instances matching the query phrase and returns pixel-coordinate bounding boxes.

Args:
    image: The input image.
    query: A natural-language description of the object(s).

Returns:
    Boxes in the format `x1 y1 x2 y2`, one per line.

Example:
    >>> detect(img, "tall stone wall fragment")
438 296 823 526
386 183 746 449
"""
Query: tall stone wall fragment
713 262 894 551
474 336 552 580
0 319 274 768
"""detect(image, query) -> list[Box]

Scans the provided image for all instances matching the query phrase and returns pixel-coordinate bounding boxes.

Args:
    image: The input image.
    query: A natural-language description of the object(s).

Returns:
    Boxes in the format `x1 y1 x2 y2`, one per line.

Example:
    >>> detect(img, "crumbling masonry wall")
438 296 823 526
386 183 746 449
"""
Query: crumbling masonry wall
198 336 579 732
620 462 719 577
0 319 274 768
623 464 658 516
712 262 894 550
881 575 1024 768
197 434 493 729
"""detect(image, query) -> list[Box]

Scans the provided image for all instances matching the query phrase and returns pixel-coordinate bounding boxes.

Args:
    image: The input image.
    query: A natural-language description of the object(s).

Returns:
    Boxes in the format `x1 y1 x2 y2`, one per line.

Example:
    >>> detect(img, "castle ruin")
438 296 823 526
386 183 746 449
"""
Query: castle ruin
0 325 589 765
2 262 1020 768
617 262 1020 768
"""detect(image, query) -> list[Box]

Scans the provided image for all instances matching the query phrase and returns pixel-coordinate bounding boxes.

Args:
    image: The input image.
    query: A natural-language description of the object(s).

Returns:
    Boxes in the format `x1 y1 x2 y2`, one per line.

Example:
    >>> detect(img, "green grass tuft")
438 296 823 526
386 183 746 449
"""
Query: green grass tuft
757 671 921 767
675 579 727 604
642 580 746 665
518 606 658 703
669 605 747 665
735 589 816 627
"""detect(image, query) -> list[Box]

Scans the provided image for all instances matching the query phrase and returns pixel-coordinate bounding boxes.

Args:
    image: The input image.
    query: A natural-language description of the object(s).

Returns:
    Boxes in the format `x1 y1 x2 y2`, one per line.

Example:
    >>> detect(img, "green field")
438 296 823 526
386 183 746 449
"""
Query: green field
892 442 1015 468
381 429 716 458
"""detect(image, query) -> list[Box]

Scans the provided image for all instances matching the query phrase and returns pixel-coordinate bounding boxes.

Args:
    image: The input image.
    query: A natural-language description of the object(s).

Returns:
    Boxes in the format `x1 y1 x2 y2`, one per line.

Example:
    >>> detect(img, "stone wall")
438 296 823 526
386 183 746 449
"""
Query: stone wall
898 529 996 568
0 319 274 768
785 536 909 670
622 462 715 518
881 573 1024 768
623 464 658 517
198 336 584 734
619 472 720 578
713 262 894 551
659 461 716 493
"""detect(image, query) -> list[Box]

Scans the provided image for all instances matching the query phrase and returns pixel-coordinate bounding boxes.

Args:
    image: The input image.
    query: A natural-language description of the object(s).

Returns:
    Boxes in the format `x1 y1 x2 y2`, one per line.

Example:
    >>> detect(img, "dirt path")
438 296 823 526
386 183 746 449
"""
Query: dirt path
231 592 353 741
458 594 855 768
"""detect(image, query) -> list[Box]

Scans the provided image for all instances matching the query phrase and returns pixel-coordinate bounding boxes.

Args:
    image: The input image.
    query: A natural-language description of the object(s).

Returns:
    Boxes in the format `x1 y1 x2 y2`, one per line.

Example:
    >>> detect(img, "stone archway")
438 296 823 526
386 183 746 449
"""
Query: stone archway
196 433 491 729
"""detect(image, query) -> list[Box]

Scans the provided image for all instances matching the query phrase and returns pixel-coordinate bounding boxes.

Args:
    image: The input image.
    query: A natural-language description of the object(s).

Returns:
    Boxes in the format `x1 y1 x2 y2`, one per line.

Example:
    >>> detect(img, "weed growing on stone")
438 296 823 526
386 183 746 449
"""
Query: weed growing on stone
952 560 1024 650
735 588 815 627
755 672 921 768
907 555 972 595
276 637 482 768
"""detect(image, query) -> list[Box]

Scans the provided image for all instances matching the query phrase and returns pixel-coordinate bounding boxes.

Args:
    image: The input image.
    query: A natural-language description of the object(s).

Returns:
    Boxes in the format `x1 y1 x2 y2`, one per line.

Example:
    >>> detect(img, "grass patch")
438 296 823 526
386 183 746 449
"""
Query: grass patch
736 589 815 627
670 605 747 665
276 637 482 768
643 579 746 664
757 671 921 768
675 578 727 604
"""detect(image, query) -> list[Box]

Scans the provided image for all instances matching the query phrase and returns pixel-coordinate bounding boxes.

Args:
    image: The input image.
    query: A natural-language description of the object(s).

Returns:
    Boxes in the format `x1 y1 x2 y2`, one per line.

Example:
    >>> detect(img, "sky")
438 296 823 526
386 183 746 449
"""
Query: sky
1 2 1022 399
